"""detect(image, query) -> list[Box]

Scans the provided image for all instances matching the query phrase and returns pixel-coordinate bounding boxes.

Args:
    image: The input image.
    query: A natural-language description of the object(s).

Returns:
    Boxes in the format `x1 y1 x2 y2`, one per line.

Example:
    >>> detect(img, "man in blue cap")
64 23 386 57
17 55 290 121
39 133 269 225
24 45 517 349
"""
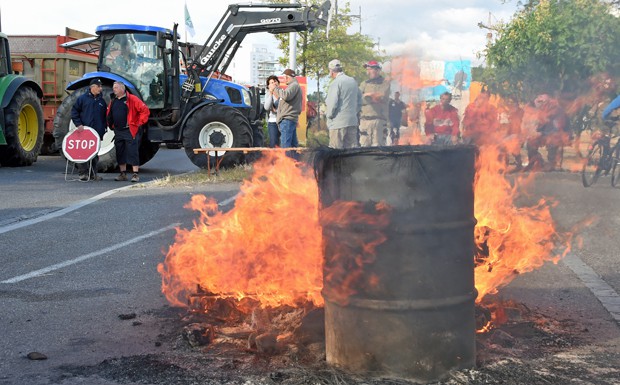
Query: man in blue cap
71 78 108 181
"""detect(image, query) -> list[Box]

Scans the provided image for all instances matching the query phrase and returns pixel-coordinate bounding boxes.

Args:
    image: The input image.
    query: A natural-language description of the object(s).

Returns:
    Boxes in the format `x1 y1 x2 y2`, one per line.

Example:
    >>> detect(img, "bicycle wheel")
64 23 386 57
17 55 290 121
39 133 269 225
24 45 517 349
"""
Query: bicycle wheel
611 146 620 187
582 142 605 187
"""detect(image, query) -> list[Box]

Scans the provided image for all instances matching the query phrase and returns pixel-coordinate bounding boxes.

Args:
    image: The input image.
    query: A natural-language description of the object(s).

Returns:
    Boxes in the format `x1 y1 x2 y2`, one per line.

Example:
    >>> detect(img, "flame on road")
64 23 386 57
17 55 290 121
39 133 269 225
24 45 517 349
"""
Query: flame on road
159 147 572 317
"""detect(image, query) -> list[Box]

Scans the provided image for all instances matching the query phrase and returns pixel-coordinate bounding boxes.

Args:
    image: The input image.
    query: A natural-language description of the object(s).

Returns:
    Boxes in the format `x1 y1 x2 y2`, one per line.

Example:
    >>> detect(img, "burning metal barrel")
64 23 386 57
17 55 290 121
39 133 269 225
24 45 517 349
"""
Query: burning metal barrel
315 145 477 382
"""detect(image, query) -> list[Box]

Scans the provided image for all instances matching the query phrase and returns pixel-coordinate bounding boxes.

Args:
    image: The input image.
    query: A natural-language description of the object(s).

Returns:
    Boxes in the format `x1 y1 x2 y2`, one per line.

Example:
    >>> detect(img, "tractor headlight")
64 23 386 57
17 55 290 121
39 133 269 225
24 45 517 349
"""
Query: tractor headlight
242 89 252 107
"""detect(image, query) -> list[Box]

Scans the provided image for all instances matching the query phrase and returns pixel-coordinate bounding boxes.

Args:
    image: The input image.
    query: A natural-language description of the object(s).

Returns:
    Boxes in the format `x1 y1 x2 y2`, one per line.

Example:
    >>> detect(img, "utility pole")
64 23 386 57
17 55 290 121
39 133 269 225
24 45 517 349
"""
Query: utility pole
289 32 297 70
478 12 499 66
486 12 493 46
348 6 362 34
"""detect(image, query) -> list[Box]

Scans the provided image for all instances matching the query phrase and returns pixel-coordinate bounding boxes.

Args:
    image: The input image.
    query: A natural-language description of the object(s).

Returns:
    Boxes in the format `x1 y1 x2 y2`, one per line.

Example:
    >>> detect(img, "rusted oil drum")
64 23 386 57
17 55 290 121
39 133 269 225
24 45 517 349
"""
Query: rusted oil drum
315 145 477 382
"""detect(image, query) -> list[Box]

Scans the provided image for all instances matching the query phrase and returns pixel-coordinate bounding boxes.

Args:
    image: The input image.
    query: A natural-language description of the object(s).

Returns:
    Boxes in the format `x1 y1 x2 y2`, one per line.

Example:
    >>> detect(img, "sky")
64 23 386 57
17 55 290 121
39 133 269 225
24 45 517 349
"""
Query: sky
1 0 520 82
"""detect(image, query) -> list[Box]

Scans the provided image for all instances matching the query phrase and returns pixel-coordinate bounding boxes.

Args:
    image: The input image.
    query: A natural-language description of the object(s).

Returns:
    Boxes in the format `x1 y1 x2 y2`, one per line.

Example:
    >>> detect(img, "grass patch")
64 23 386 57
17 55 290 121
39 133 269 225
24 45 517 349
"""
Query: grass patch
150 163 253 187
305 128 329 148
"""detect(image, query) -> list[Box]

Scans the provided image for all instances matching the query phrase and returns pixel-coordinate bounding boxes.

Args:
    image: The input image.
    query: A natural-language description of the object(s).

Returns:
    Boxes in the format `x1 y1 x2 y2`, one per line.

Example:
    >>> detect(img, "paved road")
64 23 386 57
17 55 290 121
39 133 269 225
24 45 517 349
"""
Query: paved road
0 154 619 384
0 146 199 227
0 148 239 385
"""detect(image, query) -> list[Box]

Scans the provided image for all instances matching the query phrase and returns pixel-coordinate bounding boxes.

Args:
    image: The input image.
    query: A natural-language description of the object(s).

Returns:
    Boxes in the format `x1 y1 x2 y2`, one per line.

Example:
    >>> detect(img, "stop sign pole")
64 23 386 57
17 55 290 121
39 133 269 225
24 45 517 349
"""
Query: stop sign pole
62 127 101 163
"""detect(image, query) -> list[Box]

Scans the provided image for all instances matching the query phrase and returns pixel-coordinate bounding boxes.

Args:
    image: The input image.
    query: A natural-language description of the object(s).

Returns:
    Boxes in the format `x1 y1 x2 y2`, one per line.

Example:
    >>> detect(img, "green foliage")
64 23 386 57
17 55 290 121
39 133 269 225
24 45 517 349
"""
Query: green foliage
482 0 620 102
272 0 383 84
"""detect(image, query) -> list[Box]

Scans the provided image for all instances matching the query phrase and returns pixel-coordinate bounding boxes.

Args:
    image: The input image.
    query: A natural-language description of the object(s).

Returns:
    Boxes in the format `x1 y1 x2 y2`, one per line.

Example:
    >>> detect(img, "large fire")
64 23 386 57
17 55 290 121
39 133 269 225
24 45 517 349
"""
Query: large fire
158 152 324 308
158 57 580 321
158 146 569 314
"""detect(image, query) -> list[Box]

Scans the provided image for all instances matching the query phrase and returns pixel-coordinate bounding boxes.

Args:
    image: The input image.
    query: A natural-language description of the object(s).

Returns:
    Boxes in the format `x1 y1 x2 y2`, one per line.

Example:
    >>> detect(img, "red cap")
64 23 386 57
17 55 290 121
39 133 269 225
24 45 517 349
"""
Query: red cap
363 60 381 69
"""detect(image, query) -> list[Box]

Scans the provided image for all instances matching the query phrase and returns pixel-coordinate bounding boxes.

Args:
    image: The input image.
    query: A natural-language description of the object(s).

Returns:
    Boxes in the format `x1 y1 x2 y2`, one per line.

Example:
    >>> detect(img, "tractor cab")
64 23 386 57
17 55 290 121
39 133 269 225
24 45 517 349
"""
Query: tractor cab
96 25 173 109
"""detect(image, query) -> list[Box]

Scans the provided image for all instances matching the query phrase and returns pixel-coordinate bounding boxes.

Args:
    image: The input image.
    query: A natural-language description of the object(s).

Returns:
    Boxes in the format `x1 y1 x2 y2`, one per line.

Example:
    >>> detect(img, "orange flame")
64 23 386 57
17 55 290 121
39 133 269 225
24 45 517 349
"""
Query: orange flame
158 152 324 308
473 144 565 302
159 145 576 317
158 152 391 310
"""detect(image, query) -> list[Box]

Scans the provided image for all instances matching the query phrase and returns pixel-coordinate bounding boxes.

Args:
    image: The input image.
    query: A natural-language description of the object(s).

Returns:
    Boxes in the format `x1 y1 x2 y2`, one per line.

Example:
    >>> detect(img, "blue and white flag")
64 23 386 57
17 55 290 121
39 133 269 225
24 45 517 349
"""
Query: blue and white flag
185 2 195 37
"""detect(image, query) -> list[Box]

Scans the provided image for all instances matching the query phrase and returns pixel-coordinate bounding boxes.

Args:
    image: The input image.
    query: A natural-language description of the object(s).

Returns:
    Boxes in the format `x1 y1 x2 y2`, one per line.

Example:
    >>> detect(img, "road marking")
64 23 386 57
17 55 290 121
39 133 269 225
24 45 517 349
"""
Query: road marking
0 179 238 235
0 185 133 235
1 223 179 284
562 253 620 324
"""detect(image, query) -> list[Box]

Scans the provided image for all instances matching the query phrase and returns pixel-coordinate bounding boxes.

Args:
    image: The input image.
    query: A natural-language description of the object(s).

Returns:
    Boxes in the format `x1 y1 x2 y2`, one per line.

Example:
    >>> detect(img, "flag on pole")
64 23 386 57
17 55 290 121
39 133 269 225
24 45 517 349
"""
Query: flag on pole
185 2 195 37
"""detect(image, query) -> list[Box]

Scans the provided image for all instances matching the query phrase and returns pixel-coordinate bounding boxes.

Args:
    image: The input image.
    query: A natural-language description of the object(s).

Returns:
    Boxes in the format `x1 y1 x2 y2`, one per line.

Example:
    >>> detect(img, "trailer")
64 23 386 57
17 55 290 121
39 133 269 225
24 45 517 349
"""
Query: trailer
9 30 98 154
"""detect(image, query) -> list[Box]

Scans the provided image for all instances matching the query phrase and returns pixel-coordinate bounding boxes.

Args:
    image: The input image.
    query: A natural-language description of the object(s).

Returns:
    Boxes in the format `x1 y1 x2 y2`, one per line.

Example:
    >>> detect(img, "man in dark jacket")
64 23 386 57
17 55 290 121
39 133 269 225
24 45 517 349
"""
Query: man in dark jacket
71 78 108 181
388 91 407 145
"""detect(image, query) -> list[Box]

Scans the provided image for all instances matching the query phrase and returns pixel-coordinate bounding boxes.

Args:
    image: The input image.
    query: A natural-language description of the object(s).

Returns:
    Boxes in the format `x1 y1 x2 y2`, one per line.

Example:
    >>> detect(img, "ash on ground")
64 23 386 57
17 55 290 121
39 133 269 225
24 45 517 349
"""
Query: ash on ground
58 297 620 385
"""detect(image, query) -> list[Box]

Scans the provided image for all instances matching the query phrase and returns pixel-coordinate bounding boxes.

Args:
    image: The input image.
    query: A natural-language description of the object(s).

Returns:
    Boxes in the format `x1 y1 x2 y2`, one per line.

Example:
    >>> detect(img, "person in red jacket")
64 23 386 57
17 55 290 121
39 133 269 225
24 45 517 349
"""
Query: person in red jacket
107 81 150 182
424 92 460 145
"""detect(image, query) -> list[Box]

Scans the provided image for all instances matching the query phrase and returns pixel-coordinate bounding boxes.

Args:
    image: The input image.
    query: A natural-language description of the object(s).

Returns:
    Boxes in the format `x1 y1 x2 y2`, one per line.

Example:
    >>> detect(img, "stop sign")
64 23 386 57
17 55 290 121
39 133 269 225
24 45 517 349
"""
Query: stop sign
62 127 101 163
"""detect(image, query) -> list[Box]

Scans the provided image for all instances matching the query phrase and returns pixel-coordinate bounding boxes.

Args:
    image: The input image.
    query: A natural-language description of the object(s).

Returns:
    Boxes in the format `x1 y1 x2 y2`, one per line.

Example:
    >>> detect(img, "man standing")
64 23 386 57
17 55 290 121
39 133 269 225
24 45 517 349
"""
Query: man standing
107 81 150 182
424 92 460 145
71 78 108 181
325 59 362 149
388 91 407 145
359 60 390 147
271 69 301 149
461 90 499 146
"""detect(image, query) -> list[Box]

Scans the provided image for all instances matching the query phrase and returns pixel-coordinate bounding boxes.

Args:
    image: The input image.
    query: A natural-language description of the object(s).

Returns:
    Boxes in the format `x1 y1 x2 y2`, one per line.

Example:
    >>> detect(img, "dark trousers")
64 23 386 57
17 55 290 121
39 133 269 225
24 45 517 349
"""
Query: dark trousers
77 155 98 175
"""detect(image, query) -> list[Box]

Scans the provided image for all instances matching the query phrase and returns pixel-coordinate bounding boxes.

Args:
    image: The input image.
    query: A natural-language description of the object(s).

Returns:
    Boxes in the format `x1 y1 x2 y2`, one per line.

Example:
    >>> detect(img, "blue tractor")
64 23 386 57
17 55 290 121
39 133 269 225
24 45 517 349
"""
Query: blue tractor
53 2 330 171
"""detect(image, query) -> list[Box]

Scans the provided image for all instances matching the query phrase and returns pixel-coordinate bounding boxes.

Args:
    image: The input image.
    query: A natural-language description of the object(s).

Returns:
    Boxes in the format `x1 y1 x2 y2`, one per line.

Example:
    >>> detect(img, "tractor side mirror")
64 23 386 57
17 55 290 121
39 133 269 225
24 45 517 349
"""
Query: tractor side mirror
155 32 166 48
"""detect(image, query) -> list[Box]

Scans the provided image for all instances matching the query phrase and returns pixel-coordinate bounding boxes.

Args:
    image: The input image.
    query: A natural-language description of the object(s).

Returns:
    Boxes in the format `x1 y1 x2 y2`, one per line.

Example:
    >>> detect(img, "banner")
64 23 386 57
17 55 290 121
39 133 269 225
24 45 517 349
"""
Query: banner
417 60 471 101
185 2 195 37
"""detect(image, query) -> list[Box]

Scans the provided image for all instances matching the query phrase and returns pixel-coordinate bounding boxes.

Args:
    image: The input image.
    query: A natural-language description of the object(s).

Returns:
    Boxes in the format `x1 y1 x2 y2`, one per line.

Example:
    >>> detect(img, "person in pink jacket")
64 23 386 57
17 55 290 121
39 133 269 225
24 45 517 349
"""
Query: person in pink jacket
107 81 150 182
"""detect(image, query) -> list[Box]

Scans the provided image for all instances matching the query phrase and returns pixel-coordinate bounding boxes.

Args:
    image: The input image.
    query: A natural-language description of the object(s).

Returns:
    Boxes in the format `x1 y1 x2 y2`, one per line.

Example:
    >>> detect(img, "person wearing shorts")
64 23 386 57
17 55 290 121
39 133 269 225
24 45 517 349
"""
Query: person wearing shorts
107 81 150 182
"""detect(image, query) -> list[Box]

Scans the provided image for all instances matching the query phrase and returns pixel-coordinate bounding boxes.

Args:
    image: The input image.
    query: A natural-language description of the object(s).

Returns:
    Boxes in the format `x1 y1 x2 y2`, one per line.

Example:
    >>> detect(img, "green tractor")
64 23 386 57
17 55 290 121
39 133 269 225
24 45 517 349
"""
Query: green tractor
0 31 44 166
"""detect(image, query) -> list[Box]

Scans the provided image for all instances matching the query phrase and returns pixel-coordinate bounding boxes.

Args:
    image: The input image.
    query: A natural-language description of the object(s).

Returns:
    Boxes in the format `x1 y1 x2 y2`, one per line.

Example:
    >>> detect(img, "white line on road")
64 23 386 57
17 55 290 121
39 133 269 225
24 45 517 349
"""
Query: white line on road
0 185 133 235
1 223 179 284
562 253 620 324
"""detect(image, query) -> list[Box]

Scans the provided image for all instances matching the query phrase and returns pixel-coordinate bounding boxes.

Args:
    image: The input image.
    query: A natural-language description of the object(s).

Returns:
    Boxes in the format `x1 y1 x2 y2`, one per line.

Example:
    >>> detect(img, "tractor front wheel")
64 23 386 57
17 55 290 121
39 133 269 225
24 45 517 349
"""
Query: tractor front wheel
182 104 253 169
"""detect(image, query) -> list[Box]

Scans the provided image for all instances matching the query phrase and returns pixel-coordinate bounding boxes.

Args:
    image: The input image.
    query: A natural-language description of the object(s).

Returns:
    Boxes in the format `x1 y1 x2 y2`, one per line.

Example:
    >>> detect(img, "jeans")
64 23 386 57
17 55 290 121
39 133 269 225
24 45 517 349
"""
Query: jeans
267 121 280 148
279 118 299 159
279 119 299 148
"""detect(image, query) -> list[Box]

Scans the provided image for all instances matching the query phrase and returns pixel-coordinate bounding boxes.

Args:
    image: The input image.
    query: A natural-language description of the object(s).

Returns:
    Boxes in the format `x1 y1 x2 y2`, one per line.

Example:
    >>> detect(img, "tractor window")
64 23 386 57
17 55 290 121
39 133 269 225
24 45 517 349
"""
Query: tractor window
102 33 165 108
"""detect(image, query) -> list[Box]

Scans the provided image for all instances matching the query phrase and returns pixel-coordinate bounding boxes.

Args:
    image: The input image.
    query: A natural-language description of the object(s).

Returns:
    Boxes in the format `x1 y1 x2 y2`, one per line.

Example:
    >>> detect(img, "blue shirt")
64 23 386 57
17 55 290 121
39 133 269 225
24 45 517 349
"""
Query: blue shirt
602 95 620 120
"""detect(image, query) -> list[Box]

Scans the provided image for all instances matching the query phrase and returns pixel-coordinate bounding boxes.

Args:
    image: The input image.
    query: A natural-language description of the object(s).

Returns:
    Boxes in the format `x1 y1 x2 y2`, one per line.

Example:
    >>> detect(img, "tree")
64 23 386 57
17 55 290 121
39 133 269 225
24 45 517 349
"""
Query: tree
273 0 381 83
269 0 382 134
481 0 620 103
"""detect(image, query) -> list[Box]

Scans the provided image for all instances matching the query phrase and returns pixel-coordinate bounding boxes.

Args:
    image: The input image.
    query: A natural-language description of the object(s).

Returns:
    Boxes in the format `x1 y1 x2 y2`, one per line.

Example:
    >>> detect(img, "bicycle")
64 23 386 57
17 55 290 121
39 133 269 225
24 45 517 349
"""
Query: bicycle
581 117 620 187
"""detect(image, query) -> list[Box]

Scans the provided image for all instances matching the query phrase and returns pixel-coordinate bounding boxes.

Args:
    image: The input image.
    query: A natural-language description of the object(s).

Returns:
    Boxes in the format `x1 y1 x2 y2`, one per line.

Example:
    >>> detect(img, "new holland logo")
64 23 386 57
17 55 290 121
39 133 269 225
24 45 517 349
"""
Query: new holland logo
200 35 227 65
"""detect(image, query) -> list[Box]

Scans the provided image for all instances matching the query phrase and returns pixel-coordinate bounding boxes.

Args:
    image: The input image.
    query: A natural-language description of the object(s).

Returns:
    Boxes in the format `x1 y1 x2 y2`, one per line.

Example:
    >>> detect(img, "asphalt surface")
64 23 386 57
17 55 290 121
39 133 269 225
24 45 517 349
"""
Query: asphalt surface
0 149 619 384
0 147 199 227
0 147 238 384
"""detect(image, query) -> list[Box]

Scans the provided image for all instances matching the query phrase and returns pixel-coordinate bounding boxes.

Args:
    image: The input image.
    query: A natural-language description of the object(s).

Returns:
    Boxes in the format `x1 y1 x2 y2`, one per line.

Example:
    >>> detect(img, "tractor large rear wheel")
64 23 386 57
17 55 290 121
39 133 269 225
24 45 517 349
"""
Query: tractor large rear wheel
0 87 44 166
182 104 253 169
